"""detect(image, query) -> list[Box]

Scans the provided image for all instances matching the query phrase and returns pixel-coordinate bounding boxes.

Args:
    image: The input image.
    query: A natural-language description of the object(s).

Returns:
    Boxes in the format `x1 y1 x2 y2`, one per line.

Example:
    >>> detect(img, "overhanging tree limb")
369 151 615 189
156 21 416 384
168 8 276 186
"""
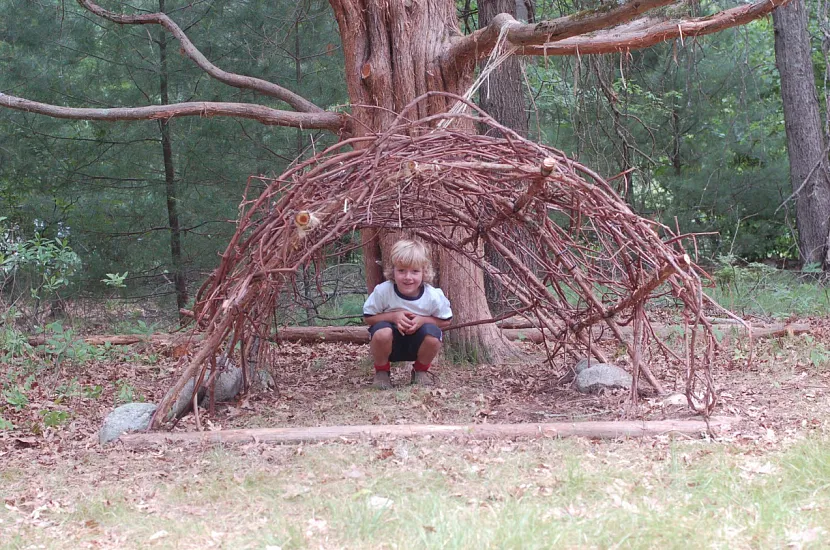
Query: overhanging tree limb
447 0 676 64
446 0 792 64
520 0 792 56
77 0 325 113
0 93 346 131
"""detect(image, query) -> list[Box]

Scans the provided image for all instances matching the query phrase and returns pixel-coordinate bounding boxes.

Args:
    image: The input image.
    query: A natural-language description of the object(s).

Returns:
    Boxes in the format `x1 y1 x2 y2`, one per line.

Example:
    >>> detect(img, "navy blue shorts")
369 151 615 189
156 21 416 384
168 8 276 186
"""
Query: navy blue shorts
368 321 443 362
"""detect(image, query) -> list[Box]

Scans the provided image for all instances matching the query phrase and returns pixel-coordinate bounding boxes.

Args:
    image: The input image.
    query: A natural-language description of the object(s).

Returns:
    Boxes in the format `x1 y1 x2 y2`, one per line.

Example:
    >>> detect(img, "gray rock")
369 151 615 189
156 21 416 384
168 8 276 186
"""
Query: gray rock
167 376 207 419
212 362 243 403
575 363 632 394
99 402 158 445
163 352 272 418
162 338 273 419
573 357 594 374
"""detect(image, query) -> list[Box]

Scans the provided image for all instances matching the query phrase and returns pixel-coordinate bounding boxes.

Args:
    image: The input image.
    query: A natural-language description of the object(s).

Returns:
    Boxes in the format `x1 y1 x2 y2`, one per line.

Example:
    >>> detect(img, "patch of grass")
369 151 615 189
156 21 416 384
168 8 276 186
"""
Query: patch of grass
316 294 366 326
709 257 830 318
4 435 830 549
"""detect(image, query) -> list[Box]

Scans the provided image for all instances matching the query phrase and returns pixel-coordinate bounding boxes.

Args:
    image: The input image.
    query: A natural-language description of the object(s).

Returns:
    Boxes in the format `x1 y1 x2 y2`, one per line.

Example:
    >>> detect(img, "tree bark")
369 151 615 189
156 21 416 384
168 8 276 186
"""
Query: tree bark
477 0 533 317
158 9 188 316
331 0 509 361
477 0 530 139
773 0 830 267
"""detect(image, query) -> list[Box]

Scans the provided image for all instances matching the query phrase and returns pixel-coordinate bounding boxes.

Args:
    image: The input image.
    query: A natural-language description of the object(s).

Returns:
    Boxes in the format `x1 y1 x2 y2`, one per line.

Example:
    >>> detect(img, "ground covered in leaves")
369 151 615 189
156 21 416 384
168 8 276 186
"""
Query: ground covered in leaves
3 316 830 548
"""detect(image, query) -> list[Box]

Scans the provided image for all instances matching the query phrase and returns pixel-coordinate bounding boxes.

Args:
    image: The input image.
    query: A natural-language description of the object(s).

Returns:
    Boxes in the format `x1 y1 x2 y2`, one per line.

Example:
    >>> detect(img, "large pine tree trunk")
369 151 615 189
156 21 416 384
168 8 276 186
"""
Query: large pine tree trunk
477 0 531 317
477 0 530 139
773 0 830 267
331 0 510 361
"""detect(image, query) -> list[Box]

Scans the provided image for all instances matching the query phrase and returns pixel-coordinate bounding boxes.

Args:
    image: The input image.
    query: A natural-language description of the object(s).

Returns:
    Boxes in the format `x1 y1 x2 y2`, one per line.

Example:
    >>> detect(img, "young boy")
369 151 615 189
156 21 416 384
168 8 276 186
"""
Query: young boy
363 240 453 389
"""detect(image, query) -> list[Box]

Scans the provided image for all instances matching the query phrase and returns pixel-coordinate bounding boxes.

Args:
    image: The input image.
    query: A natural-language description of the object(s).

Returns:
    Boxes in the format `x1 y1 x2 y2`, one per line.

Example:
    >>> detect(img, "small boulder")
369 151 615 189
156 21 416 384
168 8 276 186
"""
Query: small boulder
661 393 688 406
99 402 158 445
167 376 206 419
212 364 243 403
575 363 632 394
573 357 594 374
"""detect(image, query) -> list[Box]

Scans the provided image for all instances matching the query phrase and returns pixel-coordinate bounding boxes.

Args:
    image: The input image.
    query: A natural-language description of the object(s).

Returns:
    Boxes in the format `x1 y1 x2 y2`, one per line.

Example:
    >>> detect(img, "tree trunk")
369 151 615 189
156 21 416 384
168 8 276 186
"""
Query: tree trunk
773 0 830 267
477 0 530 139
158 2 188 316
478 0 531 317
331 0 510 361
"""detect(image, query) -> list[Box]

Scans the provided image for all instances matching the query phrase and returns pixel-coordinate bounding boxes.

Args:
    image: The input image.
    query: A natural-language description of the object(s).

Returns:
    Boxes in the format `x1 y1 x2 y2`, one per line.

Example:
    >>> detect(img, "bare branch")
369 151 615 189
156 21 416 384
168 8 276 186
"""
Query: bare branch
446 0 677 65
76 0 325 113
0 92 347 132
518 0 792 56
446 0 792 65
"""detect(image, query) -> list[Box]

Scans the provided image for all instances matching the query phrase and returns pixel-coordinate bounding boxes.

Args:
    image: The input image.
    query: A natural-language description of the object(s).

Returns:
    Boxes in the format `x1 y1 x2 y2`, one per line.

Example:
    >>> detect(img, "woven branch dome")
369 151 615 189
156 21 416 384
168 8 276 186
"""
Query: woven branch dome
154 96 722 426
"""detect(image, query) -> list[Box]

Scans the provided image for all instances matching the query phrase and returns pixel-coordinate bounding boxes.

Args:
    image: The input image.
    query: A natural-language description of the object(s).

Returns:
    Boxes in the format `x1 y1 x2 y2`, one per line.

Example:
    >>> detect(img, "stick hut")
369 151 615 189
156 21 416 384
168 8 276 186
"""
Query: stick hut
151 95 723 429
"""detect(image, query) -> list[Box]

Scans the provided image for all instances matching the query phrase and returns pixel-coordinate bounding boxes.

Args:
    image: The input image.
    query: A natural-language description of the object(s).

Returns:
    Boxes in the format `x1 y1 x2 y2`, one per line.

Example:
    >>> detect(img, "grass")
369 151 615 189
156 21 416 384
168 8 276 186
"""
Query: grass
707 260 830 318
3 434 830 549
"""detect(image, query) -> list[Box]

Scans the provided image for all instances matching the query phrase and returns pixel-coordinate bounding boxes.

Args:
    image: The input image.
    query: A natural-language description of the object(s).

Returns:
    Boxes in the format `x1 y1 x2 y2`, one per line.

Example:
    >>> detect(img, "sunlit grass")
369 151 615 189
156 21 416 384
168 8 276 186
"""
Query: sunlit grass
3 434 830 549
706 261 830 318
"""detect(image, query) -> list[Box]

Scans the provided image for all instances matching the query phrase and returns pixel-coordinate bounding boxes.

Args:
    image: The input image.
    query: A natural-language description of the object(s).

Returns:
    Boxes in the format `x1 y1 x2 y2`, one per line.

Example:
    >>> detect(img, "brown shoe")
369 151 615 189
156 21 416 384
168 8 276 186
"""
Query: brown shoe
373 371 392 390
410 370 434 386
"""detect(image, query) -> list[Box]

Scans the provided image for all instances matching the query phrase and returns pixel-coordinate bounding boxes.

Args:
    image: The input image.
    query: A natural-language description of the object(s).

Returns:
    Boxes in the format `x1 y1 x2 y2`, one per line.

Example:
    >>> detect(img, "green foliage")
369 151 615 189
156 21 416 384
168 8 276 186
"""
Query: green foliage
83 384 104 399
40 409 70 427
527 10 794 263
0 0 346 312
55 377 104 402
113 318 158 336
114 379 142 405
0 219 81 308
0 308 33 361
0 416 13 430
709 255 830 317
3 386 28 410
37 321 107 366
102 272 128 288
802 335 830 370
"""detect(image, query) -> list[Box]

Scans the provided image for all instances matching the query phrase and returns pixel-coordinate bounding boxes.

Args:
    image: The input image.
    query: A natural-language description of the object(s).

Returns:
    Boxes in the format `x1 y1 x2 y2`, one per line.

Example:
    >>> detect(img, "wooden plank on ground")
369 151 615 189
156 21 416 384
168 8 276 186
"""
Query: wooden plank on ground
117 416 739 448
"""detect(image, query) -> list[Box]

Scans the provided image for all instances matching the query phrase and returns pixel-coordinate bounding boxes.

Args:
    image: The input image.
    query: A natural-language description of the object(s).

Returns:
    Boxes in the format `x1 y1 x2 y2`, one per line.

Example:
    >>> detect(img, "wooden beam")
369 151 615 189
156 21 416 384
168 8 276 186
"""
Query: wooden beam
117 417 738 447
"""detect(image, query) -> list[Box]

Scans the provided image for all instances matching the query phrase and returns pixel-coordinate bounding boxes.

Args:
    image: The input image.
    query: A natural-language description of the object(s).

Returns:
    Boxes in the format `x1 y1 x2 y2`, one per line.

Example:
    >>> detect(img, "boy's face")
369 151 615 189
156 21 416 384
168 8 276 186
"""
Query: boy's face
393 264 423 297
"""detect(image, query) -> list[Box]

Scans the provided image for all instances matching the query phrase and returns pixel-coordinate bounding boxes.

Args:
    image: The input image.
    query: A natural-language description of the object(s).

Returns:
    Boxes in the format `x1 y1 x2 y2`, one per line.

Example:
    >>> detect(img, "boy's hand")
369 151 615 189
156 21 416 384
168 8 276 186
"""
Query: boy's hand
392 310 415 335
402 314 425 335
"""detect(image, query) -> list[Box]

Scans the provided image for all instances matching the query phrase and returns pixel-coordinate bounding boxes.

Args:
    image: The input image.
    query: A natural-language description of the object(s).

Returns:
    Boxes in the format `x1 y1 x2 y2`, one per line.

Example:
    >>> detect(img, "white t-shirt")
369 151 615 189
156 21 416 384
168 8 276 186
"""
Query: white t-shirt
363 281 453 320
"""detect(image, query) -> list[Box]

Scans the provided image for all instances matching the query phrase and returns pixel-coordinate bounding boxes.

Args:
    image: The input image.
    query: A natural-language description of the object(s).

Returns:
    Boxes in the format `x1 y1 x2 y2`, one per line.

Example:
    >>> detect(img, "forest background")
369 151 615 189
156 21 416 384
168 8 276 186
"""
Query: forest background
0 0 826 327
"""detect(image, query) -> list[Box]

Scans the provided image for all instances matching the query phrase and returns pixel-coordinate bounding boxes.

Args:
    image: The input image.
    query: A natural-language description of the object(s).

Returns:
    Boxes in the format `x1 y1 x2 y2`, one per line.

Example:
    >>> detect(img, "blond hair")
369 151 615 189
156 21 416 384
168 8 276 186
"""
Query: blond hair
384 239 435 284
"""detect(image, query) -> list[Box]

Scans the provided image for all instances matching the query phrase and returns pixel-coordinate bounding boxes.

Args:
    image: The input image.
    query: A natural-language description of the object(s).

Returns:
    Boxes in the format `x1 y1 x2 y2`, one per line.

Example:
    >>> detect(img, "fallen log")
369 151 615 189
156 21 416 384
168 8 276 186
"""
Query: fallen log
26 333 180 347
262 323 814 345
25 322 812 348
117 417 738 448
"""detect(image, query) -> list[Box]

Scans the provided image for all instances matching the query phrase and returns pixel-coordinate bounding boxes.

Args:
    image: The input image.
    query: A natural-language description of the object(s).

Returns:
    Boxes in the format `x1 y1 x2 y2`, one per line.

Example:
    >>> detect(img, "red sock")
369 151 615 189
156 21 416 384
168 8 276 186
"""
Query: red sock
413 361 430 372
375 362 391 372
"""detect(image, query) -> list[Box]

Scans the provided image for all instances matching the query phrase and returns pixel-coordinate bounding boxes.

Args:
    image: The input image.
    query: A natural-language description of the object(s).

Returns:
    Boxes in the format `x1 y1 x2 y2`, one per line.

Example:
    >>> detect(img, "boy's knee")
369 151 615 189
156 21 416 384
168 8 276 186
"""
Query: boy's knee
370 322 394 343
418 323 443 342
422 334 442 350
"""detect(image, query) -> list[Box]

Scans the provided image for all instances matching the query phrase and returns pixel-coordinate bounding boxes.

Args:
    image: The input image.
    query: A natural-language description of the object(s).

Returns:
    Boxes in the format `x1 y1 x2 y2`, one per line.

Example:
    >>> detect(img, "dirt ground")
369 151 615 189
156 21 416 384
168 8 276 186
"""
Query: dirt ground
2 317 830 457
3 317 830 548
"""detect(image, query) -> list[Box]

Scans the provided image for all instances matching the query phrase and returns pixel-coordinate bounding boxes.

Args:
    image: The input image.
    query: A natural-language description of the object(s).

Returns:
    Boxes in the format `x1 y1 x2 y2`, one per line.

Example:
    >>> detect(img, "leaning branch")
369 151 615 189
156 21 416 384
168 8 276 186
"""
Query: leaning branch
77 0 324 113
518 0 792 56
0 93 346 132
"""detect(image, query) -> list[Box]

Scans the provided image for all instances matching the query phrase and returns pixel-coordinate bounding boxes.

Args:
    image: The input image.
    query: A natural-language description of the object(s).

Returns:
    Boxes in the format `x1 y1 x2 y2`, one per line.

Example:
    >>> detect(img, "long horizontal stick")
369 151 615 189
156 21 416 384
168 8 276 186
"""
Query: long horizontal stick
117 417 739 447
25 322 811 348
